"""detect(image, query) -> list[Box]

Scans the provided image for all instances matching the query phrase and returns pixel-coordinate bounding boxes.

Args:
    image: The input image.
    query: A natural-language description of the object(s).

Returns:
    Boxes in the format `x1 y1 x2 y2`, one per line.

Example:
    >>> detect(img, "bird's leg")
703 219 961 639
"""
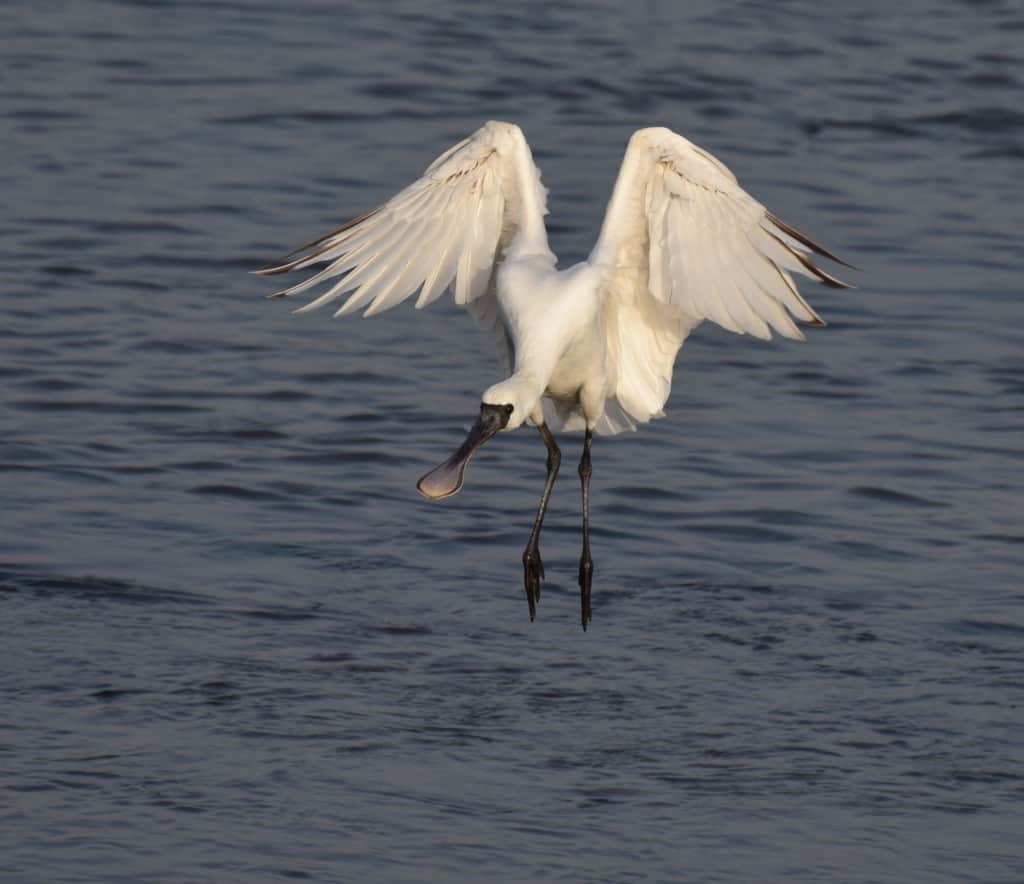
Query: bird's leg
522 423 560 621
578 428 594 630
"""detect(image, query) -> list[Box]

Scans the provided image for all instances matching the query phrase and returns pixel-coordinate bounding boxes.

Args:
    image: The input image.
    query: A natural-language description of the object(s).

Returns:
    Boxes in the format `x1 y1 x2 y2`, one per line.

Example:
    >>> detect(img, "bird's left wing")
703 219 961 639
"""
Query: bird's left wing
256 121 547 321
590 126 852 340
581 127 853 433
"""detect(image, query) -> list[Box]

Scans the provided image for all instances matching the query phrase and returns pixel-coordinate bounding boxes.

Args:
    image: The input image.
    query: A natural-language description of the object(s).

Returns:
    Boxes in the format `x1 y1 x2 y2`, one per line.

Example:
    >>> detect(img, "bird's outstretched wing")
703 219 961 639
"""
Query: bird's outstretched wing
586 126 852 431
257 121 547 333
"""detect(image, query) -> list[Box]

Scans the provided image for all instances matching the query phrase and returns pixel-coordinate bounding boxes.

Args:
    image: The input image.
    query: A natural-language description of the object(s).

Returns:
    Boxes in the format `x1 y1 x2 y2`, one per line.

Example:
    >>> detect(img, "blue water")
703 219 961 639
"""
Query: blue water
2 1 1023 881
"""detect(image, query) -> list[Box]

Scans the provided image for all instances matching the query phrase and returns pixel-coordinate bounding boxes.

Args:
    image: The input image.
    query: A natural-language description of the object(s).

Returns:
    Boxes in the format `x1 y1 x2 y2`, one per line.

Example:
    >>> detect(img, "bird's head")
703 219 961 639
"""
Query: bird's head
480 378 534 430
416 401 513 500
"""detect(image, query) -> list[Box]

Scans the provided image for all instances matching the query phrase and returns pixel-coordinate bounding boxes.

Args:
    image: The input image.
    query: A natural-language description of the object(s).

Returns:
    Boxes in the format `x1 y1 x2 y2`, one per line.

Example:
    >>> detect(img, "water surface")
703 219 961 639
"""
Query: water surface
2 1 1023 881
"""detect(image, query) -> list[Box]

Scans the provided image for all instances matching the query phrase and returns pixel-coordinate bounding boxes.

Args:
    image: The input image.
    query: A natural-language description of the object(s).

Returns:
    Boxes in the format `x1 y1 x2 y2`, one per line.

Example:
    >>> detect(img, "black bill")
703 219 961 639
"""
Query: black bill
417 403 513 500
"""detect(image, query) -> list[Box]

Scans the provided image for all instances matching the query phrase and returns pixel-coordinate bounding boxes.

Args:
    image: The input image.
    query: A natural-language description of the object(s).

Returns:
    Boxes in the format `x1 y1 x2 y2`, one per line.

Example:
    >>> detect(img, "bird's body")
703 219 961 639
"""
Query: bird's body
491 258 607 429
259 121 850 627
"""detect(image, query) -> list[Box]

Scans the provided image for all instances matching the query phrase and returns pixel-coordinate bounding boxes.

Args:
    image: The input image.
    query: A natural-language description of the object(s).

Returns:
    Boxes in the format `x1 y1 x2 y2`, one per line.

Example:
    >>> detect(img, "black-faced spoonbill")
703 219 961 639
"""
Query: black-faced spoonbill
258 122 851 629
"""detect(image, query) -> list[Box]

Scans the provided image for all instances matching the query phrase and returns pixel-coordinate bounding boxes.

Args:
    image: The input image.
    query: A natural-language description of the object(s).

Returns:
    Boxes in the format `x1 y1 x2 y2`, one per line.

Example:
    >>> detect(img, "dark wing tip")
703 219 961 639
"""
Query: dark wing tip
767 212 861 272
764 228 856 289
253 264 293 277
282 208 381 260
253 207 383 279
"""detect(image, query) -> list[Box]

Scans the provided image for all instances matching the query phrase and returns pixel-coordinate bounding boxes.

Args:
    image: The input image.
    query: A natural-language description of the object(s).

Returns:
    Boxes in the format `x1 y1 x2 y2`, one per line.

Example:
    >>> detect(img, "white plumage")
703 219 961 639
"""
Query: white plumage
259 121 850 627
260 121 847 434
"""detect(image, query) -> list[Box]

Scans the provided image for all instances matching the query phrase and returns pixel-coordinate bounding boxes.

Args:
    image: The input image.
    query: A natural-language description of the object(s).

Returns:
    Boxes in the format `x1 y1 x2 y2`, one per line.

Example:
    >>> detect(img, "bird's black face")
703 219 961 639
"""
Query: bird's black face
417 403 513 500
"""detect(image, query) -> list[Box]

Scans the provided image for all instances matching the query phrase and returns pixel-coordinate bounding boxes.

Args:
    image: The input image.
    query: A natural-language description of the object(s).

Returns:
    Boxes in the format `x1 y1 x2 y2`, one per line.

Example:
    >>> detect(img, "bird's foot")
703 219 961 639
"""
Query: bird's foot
578 553 593 630
522 544 544 621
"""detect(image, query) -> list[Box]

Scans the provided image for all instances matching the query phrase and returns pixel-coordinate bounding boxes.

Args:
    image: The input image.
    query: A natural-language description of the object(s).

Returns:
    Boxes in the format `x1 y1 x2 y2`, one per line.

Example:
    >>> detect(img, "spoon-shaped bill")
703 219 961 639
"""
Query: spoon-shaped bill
417 403 513 500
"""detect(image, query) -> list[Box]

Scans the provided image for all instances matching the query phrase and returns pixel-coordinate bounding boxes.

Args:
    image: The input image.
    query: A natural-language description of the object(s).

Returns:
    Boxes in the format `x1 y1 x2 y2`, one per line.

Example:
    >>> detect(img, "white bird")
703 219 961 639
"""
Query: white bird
258 121 851 628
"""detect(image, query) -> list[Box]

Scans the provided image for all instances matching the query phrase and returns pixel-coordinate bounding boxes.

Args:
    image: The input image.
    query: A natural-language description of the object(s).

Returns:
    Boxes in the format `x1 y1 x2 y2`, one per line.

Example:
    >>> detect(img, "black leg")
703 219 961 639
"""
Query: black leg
578 428 594 629
522 423 560 621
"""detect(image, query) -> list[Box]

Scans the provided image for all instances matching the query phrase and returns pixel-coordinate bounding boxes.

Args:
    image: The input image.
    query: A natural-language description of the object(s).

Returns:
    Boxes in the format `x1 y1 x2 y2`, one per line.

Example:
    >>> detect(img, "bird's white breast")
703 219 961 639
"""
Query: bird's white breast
497 259 611 411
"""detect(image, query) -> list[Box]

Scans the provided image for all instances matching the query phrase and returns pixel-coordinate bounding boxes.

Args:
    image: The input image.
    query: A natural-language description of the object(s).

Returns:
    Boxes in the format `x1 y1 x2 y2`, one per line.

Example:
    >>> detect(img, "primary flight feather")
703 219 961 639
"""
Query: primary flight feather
258 121 851 628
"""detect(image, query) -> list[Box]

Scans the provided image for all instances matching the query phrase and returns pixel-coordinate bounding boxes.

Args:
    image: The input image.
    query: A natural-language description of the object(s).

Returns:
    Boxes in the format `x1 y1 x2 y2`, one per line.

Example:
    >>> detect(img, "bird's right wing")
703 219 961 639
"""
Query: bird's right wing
256 121 549 327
